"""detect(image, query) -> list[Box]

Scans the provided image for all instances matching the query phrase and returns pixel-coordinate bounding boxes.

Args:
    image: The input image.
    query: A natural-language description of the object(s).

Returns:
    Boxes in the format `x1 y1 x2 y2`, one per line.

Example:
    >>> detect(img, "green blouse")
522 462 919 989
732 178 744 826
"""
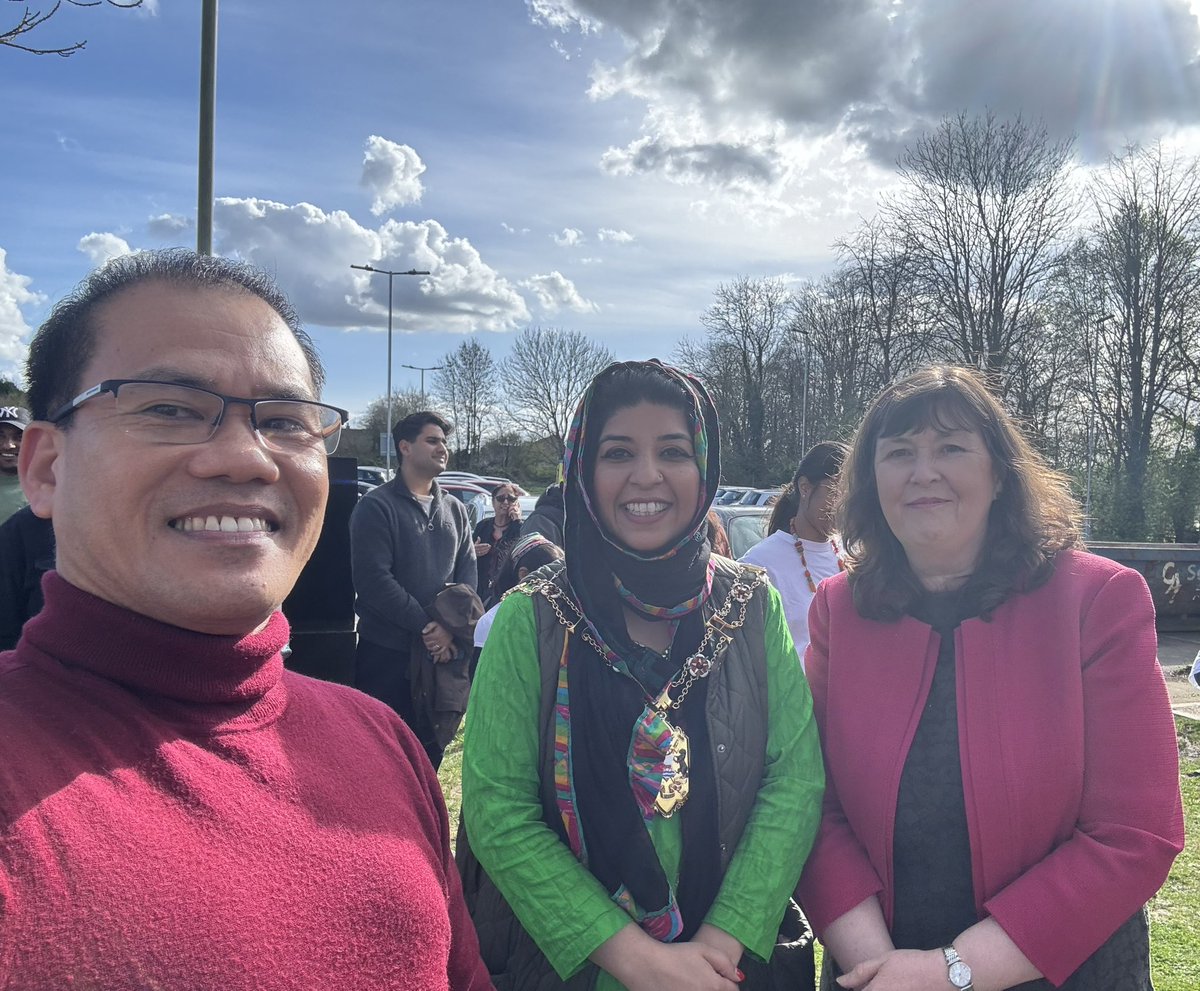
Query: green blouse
461 584 824 987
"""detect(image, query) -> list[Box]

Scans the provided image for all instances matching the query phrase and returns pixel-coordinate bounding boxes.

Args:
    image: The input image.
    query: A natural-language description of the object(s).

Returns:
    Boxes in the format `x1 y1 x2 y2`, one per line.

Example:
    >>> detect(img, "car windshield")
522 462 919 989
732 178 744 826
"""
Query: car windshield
727 514 769 558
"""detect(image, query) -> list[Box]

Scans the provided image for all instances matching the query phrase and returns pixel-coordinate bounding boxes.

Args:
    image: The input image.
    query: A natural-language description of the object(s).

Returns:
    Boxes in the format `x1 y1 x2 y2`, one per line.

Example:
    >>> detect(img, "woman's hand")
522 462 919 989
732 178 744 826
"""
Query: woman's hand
836 948 942 990
692 923 743 969
618 942 742 991
591 923 742 991
473 540 491 557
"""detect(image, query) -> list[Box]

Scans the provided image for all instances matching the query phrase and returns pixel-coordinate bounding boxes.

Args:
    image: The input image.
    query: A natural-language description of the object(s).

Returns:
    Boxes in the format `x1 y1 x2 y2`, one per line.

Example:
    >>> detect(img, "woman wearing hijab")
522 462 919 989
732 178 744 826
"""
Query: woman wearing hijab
739 442 846 664
460 360 824 991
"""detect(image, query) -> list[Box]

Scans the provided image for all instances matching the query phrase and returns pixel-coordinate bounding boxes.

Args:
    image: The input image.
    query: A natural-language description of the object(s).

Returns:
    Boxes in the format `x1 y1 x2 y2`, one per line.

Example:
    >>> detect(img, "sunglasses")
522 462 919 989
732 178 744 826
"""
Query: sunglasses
494 494 518 503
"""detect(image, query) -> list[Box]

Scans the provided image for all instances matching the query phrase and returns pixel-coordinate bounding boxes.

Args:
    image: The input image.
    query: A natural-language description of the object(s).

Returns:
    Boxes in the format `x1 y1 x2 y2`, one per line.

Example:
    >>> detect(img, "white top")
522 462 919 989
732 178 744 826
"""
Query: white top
474 602 501 648
738 530 844 669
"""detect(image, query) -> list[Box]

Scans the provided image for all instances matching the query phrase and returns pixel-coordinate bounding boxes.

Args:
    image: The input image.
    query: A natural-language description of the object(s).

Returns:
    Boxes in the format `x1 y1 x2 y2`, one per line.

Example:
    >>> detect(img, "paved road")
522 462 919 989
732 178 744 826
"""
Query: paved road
1159 629 1200 721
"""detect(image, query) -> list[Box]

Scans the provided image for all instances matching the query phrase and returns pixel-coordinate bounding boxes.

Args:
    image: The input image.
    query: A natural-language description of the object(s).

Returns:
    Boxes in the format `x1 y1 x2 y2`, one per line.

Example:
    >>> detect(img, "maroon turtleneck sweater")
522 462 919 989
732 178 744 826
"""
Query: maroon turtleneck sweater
0 573 492 991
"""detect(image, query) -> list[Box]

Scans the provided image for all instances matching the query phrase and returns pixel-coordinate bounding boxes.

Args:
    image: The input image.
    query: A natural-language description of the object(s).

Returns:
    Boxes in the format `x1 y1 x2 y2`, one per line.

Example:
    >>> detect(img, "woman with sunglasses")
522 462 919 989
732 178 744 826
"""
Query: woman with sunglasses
472 482 523 605
459 360 824 991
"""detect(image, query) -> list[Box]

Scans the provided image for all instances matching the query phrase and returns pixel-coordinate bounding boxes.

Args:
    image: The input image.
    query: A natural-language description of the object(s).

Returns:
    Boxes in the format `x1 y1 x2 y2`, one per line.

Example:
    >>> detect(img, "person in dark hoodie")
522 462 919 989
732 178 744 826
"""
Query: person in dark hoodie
350 409 477 750
519 479 564 547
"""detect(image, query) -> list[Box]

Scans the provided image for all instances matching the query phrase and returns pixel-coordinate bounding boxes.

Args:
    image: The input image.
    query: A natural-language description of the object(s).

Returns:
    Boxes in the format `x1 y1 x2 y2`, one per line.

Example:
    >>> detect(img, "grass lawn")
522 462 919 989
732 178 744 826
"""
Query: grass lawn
1150 717 1199 991
438 719 1198 987
438 731 464 835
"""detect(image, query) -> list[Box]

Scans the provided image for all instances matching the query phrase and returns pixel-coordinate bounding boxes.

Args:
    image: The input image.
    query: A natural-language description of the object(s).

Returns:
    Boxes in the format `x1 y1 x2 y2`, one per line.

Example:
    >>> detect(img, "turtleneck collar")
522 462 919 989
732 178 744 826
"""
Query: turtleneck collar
21 572 290 714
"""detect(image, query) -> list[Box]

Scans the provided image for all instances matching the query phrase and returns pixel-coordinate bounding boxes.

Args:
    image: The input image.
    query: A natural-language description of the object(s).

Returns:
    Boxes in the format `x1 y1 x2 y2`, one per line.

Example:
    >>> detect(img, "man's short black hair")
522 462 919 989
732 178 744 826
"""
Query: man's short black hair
392 410 452 463
25 248 324 422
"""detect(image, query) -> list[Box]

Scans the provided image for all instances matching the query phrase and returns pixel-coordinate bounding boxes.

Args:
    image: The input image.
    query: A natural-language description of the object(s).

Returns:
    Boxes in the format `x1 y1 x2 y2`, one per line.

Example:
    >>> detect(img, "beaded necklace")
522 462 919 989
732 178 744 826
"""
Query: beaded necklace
793 535 846 593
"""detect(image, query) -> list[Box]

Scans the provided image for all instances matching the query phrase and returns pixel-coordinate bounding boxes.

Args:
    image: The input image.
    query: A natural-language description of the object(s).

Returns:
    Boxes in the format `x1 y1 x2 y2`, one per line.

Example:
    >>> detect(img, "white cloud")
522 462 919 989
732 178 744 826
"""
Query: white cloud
597 227 634 243
77 232 133 266
213 197 530 333
0 249 43 381
146 213 192 239
534 0 1200 182
520 270 599 313
526 0 600 33
501 222 531 234
361 135 426 216
552 226 584 247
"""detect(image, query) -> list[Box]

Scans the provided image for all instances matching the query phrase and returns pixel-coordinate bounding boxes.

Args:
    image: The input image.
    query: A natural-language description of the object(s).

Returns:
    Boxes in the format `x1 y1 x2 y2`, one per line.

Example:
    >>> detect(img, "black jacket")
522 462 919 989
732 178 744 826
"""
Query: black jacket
0 507 55 651
350 475 477 652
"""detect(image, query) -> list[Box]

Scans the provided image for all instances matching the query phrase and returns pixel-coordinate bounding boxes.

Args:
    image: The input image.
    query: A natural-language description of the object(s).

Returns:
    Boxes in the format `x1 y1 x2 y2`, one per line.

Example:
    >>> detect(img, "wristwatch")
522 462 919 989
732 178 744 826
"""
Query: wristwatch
941 945 974 990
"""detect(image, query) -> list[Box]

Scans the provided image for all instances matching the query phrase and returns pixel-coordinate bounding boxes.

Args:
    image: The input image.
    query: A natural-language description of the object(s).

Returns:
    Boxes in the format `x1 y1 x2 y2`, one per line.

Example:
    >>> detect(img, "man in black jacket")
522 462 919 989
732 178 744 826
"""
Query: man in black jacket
0 506 54 651
349 410 476 762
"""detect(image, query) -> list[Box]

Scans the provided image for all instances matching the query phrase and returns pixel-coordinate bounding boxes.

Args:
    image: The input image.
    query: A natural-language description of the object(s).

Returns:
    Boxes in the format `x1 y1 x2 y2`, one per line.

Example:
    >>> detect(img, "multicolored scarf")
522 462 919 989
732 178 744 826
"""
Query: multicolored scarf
554 359 723 942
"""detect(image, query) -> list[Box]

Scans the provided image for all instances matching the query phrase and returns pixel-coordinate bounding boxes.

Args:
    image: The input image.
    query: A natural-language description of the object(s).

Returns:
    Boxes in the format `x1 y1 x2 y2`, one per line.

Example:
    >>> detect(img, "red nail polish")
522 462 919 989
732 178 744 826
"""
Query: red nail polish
736 968 745 982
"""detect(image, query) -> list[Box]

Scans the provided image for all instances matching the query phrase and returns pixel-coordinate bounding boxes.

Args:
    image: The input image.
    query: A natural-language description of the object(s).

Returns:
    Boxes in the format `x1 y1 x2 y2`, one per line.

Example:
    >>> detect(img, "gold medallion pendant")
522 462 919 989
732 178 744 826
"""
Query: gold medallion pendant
654 701 691 818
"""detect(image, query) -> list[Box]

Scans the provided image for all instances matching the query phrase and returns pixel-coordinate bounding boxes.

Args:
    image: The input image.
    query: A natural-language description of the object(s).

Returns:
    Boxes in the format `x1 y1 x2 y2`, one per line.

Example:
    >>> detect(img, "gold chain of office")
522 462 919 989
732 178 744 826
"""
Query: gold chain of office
513 567 767 710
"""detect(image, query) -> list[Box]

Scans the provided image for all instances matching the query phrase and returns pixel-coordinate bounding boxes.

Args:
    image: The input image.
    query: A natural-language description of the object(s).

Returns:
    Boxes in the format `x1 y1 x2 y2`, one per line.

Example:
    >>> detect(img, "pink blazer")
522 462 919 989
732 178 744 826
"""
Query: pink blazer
795 550 1184 986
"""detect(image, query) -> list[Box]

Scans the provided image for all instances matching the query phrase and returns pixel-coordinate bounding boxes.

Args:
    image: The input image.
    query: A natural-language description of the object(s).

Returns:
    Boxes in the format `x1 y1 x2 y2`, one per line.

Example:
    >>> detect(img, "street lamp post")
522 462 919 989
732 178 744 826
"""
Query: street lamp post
350 264 430 474
399 363 445 404
196 0 218 255
1084 313 1113 539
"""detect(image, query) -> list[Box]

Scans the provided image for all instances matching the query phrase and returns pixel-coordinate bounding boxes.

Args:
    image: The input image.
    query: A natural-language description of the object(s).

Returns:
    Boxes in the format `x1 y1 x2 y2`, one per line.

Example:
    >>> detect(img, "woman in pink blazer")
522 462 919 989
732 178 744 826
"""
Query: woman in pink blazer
796 365 1184 991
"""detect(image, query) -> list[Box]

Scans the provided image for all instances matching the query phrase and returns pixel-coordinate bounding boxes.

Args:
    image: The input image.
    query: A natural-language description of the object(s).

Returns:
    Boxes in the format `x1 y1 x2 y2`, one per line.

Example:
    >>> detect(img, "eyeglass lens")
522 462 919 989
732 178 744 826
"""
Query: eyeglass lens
113 382 343 454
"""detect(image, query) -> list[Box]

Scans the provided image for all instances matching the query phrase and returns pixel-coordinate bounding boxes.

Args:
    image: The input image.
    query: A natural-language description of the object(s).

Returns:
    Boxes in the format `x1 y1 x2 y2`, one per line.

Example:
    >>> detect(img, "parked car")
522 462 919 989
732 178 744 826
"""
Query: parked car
357 465 392 487
715 486 753 505
480 476 529 496
711 505 771 560
438 480 491 527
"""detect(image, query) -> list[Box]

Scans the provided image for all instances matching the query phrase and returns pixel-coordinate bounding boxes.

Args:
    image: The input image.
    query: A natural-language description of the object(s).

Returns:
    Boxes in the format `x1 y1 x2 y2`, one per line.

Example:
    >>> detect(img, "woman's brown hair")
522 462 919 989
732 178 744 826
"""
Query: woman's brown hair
840 365 1083 621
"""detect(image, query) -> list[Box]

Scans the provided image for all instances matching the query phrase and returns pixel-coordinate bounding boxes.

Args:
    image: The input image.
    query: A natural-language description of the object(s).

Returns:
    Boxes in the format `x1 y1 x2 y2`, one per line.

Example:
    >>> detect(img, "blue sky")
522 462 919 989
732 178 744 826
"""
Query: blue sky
4 0 1200 421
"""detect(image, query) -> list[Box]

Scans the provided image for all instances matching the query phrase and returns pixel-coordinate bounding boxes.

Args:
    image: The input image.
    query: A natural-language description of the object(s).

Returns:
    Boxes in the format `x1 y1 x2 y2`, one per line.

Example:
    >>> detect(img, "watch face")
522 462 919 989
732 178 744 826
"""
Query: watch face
949 960 972 987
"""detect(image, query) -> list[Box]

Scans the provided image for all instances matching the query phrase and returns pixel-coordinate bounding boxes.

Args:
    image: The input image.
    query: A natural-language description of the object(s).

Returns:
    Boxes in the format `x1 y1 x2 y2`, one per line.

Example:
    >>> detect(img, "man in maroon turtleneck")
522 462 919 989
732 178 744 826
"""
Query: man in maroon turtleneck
0 250 493 990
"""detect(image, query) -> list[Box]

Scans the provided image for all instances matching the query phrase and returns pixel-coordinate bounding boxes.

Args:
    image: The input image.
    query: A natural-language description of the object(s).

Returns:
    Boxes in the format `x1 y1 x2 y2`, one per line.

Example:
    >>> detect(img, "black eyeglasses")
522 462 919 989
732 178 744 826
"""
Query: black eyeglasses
494 494 518 503
48 379 350 455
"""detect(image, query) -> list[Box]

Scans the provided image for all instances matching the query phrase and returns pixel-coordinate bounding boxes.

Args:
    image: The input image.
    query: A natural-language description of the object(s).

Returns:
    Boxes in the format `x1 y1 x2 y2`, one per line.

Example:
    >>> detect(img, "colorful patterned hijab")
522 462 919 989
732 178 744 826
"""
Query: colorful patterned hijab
561 359 722 666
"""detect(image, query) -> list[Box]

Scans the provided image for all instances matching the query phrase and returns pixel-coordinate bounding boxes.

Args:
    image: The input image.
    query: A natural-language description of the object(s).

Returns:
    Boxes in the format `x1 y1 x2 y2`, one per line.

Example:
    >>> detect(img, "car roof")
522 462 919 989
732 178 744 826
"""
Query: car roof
440 480 490 494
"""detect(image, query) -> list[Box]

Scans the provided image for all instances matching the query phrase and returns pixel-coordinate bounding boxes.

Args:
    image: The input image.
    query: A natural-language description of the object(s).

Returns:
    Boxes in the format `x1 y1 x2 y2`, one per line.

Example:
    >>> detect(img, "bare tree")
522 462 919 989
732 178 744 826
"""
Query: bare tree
3 0 143 57
500 327 613 452
695 277 794 484
1086 143 1200 536
356 389 435 446
836 217 924 382
791 268 885 443
883 111 1076 382
433 340 498 470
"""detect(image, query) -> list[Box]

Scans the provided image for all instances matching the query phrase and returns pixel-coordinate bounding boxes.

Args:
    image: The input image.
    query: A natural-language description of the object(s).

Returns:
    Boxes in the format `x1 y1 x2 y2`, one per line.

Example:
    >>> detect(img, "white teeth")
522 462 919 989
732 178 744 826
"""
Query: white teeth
625 502 669 516
171 516 273 533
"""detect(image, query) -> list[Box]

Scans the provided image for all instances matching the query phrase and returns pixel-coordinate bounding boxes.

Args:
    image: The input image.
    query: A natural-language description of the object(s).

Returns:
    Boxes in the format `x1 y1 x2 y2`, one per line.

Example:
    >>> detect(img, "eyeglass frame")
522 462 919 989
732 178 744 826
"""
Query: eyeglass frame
47 378 350 455
493 493 519 503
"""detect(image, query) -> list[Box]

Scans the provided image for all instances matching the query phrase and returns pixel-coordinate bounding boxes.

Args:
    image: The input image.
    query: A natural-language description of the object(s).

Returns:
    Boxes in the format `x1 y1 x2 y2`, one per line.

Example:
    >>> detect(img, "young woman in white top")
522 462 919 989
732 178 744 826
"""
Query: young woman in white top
739 442 847 666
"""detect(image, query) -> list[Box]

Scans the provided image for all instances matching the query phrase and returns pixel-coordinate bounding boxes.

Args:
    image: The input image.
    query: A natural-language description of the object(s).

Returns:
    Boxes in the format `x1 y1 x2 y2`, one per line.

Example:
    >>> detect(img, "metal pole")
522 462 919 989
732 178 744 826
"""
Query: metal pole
801 334 810 452
385 273 394 475
196 0 218 255
399 364 446 405
350 265 430 475
1084 414 1095 539
1084 313 1112 539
